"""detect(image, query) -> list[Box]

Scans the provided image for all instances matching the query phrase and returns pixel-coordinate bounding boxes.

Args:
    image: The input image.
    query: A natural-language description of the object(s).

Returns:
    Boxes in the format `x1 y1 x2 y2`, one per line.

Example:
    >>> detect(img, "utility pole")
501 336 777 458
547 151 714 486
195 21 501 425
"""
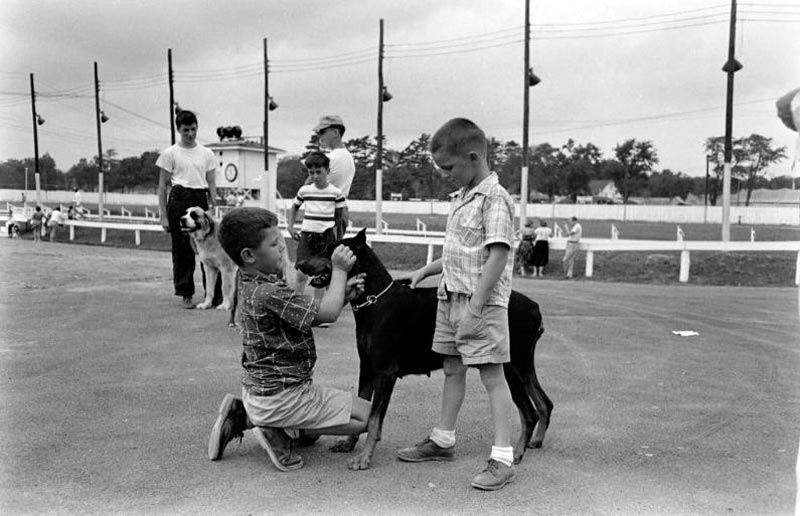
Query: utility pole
376 18 385 235
29 74 41 190
94 62 105 221
262 37 276 213
721 0 741 242
520 0 531 231
704 154 710 223
168 48 175 145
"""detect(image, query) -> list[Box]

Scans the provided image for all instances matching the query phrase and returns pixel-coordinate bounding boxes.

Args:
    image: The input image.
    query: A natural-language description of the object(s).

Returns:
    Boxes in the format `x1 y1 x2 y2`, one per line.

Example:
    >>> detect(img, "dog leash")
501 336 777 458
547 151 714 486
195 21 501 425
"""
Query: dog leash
352 281 395 312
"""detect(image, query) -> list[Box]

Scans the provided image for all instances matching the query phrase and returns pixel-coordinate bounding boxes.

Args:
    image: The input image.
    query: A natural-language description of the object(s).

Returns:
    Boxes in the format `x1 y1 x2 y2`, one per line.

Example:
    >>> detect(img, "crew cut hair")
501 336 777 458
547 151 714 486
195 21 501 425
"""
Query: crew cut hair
430 118 488 158
218 207 279 267
175 109 198 128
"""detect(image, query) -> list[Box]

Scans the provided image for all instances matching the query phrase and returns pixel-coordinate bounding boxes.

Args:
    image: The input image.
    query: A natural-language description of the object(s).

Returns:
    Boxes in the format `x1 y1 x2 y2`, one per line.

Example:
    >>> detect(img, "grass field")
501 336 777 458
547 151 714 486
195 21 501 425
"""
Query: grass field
21 206 800 287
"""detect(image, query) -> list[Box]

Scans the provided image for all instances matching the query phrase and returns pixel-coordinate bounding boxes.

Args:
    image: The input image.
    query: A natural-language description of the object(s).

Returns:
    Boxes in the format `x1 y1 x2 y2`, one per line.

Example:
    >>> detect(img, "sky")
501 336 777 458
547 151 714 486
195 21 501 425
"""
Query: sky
1 0 798 179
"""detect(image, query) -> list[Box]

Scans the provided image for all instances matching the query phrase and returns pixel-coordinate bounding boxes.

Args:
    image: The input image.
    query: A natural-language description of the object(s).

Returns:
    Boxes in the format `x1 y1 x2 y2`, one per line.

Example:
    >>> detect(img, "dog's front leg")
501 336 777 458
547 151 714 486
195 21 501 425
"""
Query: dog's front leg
196 264 218 309
332 348 374 453
347 374 396 471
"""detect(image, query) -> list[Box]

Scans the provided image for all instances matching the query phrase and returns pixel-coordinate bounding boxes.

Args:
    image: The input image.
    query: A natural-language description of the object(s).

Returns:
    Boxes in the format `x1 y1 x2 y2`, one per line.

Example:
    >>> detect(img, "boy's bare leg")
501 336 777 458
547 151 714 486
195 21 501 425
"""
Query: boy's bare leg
478 363 514 447
303 395 370 436
438 355 468 430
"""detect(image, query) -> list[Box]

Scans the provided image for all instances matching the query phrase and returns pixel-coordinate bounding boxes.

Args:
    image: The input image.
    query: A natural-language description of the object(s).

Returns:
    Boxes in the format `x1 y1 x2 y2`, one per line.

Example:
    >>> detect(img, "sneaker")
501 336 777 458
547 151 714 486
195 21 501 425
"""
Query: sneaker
207 394 246 461
181 296 195 309
396 437 455 462
254 427 304 471
470 459 515 491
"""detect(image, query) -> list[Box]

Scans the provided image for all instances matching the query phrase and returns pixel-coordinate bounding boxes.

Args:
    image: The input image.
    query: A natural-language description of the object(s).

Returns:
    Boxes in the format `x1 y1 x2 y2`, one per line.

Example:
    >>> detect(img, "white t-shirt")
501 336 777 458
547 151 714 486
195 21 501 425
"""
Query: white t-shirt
326 147 356 198
293 183 346 233
156 144 216 189
534 226 552 242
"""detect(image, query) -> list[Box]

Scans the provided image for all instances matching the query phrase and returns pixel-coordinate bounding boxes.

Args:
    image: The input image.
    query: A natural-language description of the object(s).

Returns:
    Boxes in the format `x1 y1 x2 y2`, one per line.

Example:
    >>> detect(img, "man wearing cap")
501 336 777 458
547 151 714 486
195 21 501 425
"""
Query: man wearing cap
313 115 355 239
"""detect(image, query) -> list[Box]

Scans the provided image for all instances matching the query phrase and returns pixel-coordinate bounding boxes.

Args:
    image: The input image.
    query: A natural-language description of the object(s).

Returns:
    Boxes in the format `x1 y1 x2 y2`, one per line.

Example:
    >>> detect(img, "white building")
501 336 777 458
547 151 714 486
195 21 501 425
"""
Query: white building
206 138 284 210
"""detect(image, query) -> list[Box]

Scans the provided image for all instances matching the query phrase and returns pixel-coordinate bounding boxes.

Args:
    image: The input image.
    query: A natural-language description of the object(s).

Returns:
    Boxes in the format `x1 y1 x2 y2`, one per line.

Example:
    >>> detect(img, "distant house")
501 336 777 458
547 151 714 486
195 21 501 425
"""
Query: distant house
588 179 622 202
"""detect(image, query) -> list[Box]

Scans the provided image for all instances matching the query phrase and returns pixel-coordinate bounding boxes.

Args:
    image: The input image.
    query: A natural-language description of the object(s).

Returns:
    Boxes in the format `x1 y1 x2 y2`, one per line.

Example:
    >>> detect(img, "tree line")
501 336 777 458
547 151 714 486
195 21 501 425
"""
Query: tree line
0 133 791 207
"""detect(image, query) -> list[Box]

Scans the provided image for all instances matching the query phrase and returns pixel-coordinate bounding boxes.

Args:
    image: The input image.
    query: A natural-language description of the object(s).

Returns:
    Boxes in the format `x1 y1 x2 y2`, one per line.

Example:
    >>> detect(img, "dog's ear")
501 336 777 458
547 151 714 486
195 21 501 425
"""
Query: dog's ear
354 228 367 247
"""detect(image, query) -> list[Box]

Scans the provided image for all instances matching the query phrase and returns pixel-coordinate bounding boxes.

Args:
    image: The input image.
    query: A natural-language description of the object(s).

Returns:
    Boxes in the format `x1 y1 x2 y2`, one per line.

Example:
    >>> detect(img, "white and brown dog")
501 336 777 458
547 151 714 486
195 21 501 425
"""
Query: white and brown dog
180 207 237 311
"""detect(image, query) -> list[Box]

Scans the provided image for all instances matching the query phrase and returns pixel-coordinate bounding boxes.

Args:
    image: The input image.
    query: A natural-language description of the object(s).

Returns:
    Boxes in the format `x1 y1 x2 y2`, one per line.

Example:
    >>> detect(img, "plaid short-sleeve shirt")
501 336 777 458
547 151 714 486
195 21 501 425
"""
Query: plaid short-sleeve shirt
438 172 515 307
236 271 319 396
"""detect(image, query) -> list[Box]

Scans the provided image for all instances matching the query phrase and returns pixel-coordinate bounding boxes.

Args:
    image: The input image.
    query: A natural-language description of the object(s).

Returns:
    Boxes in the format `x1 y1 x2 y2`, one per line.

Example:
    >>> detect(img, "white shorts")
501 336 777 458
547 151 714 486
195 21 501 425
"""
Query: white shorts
242 382 352 430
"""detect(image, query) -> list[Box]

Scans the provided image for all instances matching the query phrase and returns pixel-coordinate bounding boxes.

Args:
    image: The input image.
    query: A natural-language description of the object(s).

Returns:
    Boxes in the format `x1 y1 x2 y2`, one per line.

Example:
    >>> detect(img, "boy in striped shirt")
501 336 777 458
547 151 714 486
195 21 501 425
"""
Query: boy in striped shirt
288 152 347 295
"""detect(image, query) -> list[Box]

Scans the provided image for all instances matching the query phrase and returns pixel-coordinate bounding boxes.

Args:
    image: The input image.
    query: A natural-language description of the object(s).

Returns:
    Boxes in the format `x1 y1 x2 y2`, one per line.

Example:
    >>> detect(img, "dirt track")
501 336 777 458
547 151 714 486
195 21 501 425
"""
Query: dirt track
1 239 798 516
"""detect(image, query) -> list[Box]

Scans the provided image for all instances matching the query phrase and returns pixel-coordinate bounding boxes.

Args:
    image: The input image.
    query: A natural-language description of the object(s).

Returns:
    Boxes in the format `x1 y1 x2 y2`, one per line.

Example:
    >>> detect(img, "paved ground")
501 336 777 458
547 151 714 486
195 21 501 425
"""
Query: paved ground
1 238 798 516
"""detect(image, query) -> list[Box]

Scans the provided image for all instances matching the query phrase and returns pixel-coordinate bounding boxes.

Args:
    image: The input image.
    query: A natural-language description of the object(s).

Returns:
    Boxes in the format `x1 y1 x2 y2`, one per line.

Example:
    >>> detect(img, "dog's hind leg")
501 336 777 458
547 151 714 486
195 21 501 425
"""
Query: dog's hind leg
347 373 396 471
504 366 537 464
217 267 236 311
526 369 553 449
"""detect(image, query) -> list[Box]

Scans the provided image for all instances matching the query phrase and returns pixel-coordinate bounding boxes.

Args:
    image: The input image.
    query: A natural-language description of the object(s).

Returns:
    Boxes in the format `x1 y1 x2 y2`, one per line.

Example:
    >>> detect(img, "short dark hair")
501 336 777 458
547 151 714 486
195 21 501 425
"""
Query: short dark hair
175 109 198 128
218 207 279 267
304 151 330 170
430 118 487 158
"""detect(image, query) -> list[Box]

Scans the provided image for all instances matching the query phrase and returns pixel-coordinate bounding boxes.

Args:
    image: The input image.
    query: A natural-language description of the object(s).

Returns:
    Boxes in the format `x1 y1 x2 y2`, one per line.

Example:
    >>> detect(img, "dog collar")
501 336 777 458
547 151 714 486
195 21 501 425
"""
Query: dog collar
352 281 395 312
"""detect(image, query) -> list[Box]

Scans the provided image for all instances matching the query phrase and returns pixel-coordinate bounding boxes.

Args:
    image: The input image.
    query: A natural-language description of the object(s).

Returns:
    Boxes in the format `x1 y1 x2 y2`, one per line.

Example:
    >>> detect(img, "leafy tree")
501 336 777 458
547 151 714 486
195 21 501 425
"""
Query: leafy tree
647 169 697 199
735 134 787 206
344 135 377 200
613 139 659 202
276 155 308 198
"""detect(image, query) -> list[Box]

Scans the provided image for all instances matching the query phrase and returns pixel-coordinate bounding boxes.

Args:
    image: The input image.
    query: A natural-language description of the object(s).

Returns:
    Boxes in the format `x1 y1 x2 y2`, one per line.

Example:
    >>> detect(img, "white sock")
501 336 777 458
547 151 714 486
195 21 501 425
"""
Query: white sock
490 446 514 467
430 427 455 448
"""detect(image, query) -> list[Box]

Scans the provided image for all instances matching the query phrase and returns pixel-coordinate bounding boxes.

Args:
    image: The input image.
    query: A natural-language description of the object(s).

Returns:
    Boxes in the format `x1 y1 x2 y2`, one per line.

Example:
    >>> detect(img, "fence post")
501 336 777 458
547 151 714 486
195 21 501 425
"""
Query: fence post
135 230 141 246
426 244 434 265
101 228 107 243
679 250 690 282
69 224 75 241
795 251 800 286
585 248 594 278
677 225 685 241
750 227 755 242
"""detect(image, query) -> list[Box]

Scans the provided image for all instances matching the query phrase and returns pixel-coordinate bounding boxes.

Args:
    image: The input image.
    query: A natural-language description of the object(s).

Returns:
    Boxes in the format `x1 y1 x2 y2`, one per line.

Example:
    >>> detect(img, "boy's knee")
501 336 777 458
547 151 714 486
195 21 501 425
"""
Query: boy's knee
442 356 467 377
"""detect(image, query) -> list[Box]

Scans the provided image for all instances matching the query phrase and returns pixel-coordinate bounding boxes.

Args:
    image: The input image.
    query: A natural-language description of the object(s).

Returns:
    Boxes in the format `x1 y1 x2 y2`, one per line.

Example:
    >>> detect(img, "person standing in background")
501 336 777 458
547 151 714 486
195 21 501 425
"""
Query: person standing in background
157 109 218 309
562 216 582 279
312 115 355 239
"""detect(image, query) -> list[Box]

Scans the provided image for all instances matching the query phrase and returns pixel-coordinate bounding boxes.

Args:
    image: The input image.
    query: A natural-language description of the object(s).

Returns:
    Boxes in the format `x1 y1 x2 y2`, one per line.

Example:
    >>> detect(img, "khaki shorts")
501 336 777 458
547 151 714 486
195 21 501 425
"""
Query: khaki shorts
432 293 510 365
242 382 352 430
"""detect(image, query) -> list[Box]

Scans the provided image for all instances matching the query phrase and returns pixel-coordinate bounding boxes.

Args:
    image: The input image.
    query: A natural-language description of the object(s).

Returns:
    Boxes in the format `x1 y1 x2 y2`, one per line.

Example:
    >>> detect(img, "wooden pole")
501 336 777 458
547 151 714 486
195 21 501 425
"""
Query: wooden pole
168 49 175 145
29 74 41 181
94 61 105 221
722 0 738 242
520 0 530 231
376 19 385 235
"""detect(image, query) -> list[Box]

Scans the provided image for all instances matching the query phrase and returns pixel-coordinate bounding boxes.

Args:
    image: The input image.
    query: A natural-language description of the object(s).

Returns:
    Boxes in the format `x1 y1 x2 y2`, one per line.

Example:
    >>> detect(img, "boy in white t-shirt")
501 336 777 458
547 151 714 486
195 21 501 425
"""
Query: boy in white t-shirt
156 109 218 309
287 152 346 295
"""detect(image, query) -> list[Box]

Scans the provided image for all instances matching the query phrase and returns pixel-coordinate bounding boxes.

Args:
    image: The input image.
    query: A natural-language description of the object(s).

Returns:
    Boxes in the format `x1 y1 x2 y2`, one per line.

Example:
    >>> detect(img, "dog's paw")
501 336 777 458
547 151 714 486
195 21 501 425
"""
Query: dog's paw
347 453 372 471
216 303 232 311
196 301 212 310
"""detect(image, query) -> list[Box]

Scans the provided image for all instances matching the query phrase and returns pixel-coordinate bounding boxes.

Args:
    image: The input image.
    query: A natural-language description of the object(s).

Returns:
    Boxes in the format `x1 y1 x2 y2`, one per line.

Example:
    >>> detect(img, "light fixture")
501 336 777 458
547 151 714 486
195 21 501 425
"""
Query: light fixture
100 110 109 123
381 86 393 102
527 68 541 87
721 58 743 73
174 102 182 115
36 115 45 126
268 96 278 111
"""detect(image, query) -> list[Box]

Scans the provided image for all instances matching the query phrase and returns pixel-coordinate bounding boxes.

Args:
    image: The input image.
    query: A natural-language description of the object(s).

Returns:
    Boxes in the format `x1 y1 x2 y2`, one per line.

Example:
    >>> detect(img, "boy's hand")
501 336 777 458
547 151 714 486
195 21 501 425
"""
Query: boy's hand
288 228 300 241
160 216 169 233
345 273 366 301
396 267 426 289
331 244 356 272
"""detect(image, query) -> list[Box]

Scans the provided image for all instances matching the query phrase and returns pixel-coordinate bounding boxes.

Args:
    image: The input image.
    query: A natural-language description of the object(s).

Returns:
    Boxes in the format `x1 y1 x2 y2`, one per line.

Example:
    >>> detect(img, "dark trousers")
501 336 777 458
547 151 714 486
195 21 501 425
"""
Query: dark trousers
167 186 209 298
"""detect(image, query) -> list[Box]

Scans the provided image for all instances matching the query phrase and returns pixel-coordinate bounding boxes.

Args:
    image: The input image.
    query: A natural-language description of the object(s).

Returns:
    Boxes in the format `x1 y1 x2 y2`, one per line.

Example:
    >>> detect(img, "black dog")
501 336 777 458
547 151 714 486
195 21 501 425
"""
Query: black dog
301 229 553 470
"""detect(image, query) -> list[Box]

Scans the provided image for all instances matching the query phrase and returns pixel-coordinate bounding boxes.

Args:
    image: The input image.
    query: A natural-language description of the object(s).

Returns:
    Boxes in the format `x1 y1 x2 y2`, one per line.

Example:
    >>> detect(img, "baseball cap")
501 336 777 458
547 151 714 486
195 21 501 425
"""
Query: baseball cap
313 115 345 134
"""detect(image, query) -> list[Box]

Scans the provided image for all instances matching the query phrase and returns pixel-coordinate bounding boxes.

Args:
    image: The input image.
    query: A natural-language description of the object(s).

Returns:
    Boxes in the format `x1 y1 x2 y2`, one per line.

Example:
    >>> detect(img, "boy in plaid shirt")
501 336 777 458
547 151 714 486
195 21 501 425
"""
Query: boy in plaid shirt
396 118 518 490
207 207 368 471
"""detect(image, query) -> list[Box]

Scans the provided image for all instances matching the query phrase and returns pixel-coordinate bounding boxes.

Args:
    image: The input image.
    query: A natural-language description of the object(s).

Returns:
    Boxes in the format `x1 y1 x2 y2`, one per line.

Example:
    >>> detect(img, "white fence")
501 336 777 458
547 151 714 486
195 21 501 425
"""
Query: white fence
20 216 797 286
3 189 799 225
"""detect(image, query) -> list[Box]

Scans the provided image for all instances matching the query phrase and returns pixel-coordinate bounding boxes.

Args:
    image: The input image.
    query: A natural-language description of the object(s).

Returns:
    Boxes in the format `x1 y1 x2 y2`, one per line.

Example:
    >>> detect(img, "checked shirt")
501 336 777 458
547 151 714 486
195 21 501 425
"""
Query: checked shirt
236 271 319 396
437 172 515 308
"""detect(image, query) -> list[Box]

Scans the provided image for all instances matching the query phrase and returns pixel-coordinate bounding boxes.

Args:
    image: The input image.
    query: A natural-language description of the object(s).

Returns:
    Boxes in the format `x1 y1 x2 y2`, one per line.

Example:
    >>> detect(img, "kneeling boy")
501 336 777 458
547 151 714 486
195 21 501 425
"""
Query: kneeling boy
207 207 368 471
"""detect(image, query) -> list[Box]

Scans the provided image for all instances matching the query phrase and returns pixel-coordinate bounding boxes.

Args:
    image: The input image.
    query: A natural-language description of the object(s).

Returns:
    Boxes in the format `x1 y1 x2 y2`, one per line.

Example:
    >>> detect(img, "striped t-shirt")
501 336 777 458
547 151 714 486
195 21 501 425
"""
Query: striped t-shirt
293 183 346 233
